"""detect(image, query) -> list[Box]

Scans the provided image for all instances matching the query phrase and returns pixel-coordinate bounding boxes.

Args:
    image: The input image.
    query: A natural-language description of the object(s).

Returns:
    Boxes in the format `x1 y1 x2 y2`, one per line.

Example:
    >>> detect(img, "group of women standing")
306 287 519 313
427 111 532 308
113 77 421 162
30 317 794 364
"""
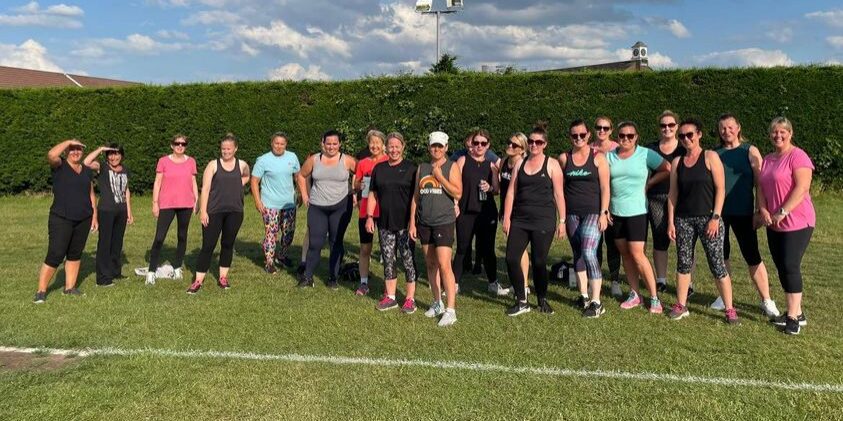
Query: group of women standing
34 115 816 334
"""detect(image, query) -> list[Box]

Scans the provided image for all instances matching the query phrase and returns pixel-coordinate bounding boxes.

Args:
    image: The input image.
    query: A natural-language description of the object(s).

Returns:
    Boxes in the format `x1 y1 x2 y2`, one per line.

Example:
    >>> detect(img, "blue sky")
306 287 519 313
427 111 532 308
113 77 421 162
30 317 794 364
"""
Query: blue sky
1 0 841 84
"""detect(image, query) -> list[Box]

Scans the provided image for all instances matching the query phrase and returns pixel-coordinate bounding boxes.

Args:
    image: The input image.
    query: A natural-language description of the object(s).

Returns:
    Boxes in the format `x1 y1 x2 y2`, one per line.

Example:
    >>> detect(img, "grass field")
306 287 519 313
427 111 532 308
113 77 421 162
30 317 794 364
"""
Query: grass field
1 194 842 420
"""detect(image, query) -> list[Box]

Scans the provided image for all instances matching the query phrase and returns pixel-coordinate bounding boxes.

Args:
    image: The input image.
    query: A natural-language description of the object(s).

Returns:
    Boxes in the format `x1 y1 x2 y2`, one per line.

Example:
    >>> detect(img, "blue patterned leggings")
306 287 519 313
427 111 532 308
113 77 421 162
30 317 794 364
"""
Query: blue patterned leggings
566 214 603 281
262 207 297 266
675 216 728 279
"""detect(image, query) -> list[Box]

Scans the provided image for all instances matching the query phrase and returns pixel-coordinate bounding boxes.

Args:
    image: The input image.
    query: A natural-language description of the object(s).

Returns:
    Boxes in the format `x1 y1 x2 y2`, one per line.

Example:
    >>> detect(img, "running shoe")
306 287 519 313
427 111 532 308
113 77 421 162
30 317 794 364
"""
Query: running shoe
761 299 781 318
296 262 306 276
173 268 183 280
437 310 457 327
668 303 689 320
488 282 510 296
326 277 339 290
424 301 445 318
576 295 589 309
506 301 531 317
649 297 663 314
264 265 277 275
186 281 202 294
784 316 801 335
537 298 555 314
217 276 230 290
656 281 667 293
583 301 605 318
355 283 370 296
296 275 314 288
145 272 156 286
620 292 642 310
771 314 807 327
97 281 114 287
611 281 622 297
274 256 294 268
724 307 740 325
62 288 83 296
33 291 46 304
376 296 398 311
401 298 417 314
710 296 725 311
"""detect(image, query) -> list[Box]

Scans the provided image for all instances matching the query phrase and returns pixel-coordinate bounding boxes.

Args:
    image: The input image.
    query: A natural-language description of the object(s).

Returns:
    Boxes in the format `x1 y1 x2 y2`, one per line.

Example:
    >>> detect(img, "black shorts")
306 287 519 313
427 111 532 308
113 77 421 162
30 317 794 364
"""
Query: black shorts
358 217 377 244
610 214 649 242
417 223 455 247
45 213 92 267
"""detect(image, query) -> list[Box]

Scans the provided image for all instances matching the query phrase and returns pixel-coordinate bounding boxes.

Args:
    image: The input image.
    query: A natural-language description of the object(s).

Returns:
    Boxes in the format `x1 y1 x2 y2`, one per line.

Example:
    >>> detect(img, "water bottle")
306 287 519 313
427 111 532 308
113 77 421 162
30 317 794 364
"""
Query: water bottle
478 182 487 201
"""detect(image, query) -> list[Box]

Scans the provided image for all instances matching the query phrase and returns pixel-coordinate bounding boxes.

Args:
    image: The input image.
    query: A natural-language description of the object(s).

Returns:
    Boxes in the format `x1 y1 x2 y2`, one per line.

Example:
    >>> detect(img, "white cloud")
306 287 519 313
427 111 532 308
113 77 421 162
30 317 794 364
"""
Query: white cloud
666 19 691 38
828 36 843 48
182 10 241 25
268 63 330 81
156 29 190 40
766 27 793 43
805 9 843 27
0 39 62 71
694 48 794 67
235 20 351 58
0 2 84 28
240 42 258 56
71 33 185 58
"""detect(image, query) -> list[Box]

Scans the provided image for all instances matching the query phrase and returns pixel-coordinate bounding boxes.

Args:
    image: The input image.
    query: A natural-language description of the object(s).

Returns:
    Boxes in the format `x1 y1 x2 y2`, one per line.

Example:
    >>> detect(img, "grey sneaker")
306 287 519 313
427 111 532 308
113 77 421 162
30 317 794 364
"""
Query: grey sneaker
173 268 183 280
145 272 156 286
583 301 605 318
488 282 511 296
668 303 690 320
424 301 445 318
33 291 46 304
761 299 781 318
437 310 457 327
62 288 83 296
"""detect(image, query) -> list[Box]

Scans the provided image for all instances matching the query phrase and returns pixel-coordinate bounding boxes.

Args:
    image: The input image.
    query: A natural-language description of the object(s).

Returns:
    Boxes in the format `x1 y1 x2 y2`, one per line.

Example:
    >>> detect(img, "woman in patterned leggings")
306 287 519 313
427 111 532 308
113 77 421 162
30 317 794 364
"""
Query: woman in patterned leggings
667 119 739 324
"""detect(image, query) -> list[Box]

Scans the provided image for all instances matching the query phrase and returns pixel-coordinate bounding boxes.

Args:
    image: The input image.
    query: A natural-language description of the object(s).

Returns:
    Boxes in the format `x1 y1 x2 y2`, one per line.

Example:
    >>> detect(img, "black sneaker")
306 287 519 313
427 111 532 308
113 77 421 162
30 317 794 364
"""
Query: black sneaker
576 295 589 309
583 301 606 318
62 288 84 296
274 256 294 268
656 282 667 293
537 298 555 314
771 314 807 327
296 263 306 276
326 277 339 290
506 301 531 317
97 281 114 287
264 265 277 275
784 316 801 335
296 275 314 288
33 291 46 304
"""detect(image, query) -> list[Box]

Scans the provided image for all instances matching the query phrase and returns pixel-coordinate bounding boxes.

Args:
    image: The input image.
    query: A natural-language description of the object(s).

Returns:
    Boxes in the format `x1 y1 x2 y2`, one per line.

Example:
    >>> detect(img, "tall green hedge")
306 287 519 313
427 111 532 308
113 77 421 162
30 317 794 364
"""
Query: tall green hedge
1 66 841 194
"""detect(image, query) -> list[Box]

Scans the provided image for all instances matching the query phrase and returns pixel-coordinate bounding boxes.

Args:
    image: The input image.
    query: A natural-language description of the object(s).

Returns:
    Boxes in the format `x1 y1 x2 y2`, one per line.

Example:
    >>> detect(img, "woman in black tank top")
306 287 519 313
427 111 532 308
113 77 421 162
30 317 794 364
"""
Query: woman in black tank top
499 132 529 295
667 119 738 324
558 119 611 317
502 125 567 316
189 133 251 294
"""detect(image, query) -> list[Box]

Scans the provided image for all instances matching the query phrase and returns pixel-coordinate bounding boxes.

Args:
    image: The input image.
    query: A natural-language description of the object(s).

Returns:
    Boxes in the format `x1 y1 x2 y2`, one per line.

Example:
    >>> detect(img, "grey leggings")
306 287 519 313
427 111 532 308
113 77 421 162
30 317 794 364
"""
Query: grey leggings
675 216 728 280
378 228 417 282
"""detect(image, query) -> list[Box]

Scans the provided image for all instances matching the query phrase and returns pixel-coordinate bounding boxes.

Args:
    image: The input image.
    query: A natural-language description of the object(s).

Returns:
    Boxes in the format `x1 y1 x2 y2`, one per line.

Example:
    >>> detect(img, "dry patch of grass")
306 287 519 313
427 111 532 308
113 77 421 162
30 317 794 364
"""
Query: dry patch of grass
0 351 82 373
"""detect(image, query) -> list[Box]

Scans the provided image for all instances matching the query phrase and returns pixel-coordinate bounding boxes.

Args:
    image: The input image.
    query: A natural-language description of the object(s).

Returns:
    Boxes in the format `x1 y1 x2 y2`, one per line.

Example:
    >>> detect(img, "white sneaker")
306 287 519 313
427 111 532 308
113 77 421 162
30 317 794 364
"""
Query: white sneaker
761 299 781 318
525 286 530 296
488 282 510 296
145 272 156 286
710 296 725 310
424 301 445 318
437 309 457 327
611 281 622 297
173 268 183 280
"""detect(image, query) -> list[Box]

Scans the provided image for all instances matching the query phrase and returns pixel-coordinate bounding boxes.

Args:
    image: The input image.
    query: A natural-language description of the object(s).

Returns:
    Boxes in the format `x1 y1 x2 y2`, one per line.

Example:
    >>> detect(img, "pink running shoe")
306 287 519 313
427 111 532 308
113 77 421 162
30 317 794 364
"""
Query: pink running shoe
649 297 663 314
620 292 642 310
355 283 370 296
217 276 230 290
401 298 417 314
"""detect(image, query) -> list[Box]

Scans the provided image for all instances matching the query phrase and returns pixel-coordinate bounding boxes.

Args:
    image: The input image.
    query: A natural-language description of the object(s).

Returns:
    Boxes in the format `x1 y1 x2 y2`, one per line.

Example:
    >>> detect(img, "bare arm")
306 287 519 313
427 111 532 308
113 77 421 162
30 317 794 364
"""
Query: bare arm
596 153 611 231
90 183 99 231
199 161 215 226
749 145 766 214
548 158 567 238
297 155 315 205
709 151 725 217
151 172 163 218
502 160 521 235
83 146 107 171
441 163 462 200
47 139 83 168
646 160 671 192
667 156 680 241
125 187 134 224
408 168 420 240
250 176 264 213
240 161 251 186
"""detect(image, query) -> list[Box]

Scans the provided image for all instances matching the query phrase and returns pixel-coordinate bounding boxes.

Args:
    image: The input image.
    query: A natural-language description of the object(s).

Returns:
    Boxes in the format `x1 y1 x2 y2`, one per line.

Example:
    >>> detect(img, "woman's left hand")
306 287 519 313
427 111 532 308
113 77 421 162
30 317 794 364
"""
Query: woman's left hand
598 214 608 232
127 212 134 225
556 222 566 239
365 217 376 234
706 218 719 239
90 217 99 232
771 213 786 228
201 211 209 227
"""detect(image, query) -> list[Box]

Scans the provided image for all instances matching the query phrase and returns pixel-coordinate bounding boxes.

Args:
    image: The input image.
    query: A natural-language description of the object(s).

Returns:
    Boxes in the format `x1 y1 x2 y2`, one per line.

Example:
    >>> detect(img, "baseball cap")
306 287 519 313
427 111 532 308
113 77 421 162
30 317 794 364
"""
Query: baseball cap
428 131 448 146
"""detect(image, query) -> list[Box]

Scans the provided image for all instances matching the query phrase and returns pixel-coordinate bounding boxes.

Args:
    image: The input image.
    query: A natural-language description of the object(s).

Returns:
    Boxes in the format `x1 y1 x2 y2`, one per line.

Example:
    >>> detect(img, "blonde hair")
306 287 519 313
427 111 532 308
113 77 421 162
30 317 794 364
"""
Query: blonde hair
510 132 528 156
659 110 679 123
366 129 386 145
769 117 793 134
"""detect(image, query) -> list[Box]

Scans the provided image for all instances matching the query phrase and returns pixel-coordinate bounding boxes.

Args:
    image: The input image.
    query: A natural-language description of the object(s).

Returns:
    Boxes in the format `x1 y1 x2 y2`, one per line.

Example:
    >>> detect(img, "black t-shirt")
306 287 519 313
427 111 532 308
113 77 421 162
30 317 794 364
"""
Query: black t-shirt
97 164 130 212
50 158 94 221
369 159 417 231
646 141 686 196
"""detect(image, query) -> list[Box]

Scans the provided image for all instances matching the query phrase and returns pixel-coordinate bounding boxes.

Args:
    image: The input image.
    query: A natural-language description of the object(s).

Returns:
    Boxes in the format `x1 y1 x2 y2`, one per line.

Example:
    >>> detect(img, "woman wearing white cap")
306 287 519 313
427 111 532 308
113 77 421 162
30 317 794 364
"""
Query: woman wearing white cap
410 131 463 326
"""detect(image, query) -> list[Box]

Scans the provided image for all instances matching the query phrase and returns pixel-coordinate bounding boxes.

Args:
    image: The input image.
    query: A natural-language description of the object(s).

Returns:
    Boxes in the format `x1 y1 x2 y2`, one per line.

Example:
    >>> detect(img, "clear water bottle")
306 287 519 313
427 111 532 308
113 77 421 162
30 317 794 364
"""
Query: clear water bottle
478 182 487 201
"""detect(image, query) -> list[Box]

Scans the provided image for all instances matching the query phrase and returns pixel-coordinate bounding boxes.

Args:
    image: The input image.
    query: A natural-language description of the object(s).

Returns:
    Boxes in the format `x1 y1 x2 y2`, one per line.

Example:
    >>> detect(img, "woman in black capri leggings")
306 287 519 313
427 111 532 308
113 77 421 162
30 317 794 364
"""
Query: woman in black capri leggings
34 139 97 303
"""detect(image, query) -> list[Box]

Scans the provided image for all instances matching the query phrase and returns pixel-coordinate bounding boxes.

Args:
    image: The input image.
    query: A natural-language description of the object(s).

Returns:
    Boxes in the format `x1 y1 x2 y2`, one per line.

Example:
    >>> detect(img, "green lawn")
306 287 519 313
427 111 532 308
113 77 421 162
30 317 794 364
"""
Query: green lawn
1 194 842 420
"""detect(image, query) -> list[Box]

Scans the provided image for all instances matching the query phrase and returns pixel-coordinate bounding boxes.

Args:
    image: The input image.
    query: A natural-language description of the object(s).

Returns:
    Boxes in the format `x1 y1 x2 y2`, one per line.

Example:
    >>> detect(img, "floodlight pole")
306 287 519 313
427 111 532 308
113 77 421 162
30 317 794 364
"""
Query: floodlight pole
418 3 462 63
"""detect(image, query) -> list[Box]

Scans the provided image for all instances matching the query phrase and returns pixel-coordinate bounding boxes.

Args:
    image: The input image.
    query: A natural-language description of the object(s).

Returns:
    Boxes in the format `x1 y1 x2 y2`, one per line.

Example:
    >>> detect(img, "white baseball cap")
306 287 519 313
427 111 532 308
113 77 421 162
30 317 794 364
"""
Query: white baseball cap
428 131 449 146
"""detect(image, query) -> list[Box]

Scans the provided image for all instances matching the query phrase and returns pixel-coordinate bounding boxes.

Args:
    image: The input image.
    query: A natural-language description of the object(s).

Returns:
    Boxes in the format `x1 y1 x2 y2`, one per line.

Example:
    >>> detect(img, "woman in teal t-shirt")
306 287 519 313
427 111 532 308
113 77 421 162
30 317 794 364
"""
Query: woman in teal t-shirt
606 121 670 314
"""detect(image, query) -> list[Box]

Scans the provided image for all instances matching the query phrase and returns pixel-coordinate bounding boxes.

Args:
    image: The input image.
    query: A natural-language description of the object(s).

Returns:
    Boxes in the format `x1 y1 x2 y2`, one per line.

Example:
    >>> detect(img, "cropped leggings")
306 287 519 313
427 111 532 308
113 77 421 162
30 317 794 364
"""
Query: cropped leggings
566 214 602 281
196 211 244 273
379 228 417 282
149 207 192 271
45 213 92 268
453 209 498 283
767 227 813 294
261 207 297 265
305 197 350 279
647 193 671 252
675 216 728 280
722 214 763 266
506 223 554 302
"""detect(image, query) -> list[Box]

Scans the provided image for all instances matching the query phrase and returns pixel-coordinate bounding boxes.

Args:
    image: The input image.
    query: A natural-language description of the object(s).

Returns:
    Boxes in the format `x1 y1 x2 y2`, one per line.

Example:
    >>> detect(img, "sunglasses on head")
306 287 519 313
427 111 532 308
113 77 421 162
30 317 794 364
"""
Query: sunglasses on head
595 125 611 132
471 140 488 147
617 133 636 140
172 142 188 147
660 123 677 129
527 139 546 146
570 133 588 140
677 131 696 140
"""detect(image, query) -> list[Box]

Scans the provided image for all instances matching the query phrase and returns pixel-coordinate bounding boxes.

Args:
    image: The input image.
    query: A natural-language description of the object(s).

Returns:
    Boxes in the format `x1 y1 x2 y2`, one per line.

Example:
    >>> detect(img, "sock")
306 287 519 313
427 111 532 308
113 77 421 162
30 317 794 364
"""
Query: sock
360 276 368 285
387 294 396 300
657 277 666 284
592 299 601 305
581 294 589 299
446 308 455 313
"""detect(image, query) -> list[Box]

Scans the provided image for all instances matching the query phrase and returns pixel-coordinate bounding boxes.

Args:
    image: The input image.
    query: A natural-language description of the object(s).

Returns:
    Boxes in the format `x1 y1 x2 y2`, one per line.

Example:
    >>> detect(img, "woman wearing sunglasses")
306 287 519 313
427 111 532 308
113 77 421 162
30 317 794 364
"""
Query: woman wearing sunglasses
503 123 566 316
559 120 610 317
146 134 198 285
592 116 622 297
647 111 686 293
454 129 506 295
607 122 669 313
499 133 528 296
666 119 738 324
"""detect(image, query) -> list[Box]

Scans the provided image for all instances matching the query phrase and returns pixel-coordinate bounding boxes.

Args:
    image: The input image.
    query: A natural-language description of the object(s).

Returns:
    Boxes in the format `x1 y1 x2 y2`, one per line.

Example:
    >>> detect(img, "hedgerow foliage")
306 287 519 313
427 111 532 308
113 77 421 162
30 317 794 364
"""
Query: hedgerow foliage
1 66 841 194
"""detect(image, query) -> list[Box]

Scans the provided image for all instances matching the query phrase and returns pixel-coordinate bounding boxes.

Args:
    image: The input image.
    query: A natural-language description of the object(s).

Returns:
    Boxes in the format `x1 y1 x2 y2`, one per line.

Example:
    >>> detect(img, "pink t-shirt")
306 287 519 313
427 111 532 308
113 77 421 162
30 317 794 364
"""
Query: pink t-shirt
355 155 387 218
156 155 197 209
759 147 815 232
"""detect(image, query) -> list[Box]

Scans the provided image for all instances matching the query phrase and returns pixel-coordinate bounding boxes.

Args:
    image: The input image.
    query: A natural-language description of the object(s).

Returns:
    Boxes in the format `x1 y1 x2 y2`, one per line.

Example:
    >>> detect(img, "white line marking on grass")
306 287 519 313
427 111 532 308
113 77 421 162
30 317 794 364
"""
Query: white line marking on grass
2 345 842 393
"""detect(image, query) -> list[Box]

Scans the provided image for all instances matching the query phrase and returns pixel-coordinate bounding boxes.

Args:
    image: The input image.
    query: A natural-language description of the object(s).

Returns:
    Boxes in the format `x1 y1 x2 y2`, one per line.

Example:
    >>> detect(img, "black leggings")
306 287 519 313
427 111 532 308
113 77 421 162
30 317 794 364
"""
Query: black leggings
196 212 244 273
453 209 498 283
45 214 92 268
647 194 671 252
723 214 763 266
597 227 621 282
506 223 554 301
767 227 813 294
305 197 350 279
149 208 192 271
96 209 127 284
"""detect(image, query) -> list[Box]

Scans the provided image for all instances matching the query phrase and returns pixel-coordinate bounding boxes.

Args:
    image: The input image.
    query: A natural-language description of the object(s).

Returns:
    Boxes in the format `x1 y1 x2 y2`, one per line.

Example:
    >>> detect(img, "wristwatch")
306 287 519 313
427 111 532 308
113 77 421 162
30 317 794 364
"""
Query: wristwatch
710 213 721 221
777 208 789 216
601 209 610 216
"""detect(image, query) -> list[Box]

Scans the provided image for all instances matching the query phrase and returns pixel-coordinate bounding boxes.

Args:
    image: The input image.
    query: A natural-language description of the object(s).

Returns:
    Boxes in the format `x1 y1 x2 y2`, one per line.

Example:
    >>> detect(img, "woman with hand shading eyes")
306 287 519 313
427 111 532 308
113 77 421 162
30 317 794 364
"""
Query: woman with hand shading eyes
33 139 97 303
146 134 198 285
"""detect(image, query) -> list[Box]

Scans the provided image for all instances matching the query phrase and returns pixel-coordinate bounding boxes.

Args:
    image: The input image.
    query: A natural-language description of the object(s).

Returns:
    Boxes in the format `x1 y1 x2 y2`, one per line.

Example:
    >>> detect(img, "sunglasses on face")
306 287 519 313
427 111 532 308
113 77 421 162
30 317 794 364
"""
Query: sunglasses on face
595 125 611 132
172 142 188 147
570 133 588 140
617 133 636 141
677 132 696 140
67 146 84 152
527 139 546 146
430 143 445 149
472 140 488 147
660 123 677 129
507 141 522 149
